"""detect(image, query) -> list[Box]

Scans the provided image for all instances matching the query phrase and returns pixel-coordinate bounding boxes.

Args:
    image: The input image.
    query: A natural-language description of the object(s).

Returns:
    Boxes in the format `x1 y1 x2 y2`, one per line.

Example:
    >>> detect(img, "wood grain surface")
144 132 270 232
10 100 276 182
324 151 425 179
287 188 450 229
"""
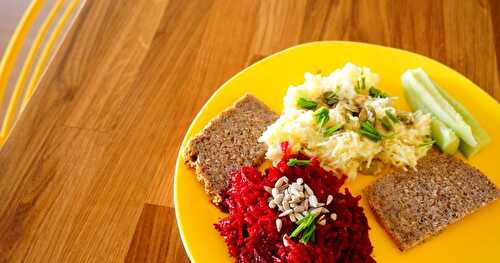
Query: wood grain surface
0 0 498 262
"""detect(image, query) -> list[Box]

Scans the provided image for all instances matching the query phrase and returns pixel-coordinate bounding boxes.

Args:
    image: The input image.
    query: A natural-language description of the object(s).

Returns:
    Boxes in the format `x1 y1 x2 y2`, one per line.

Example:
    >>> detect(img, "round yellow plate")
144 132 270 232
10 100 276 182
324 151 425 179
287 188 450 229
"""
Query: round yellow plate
174 41 500 263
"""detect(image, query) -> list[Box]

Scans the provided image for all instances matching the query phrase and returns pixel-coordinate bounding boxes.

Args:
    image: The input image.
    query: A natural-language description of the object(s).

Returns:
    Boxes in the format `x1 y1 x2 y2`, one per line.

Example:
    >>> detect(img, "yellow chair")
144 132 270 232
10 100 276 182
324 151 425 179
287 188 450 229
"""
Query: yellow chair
0 0 82 144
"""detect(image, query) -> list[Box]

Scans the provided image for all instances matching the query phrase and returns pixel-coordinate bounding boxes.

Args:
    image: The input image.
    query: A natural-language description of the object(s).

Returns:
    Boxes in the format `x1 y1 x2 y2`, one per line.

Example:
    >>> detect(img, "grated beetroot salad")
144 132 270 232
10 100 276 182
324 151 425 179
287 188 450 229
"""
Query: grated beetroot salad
215 143 375 263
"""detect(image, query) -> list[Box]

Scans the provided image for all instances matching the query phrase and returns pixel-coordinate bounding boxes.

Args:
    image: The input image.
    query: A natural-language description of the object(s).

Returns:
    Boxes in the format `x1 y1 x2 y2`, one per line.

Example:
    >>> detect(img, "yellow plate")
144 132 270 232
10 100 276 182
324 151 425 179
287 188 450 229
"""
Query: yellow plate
174 41 500 263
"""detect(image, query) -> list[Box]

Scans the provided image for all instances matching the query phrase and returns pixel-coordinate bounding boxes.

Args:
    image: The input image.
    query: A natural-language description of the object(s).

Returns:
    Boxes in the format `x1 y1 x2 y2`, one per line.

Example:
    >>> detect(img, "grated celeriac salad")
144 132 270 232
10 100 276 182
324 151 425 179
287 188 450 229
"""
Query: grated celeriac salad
259 63 432 180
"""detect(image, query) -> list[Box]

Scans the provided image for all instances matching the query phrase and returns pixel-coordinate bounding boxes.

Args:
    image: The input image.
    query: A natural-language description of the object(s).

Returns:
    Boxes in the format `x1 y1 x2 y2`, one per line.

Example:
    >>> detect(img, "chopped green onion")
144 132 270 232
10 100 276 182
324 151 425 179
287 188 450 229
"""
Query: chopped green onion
359 130 381 142
420 140 436 147
297 97 317 110
314 107 329 127
360 121 382 142
354 80 361 93
385 110 399 123
324 123 344 136
360 121 378 134
368 87 388 98
287 159 311 167
383 131 397 139
299 224 316 244
380 116 394 131
290 212 318 242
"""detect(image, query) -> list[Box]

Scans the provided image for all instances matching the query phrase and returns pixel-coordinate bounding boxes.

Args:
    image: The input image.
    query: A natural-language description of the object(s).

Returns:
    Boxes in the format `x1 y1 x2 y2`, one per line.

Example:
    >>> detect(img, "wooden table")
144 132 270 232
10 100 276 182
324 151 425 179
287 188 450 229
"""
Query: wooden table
0 0 498 262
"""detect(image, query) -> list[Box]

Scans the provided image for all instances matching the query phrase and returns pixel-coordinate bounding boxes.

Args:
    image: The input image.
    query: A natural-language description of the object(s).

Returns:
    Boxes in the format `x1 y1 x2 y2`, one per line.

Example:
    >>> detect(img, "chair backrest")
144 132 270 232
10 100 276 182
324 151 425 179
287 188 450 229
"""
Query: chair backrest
0 0 82 145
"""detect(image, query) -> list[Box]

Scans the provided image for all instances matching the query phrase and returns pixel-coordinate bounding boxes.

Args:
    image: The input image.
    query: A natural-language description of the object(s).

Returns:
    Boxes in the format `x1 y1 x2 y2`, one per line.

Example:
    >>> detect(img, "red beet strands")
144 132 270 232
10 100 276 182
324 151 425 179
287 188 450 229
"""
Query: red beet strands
214 145 376 263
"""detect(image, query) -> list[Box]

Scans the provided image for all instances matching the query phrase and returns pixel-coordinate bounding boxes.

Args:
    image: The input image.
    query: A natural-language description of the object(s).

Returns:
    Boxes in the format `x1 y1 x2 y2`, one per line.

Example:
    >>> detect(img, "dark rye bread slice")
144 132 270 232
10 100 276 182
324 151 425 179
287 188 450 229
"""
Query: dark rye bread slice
184 94 278 203
364 149 499 251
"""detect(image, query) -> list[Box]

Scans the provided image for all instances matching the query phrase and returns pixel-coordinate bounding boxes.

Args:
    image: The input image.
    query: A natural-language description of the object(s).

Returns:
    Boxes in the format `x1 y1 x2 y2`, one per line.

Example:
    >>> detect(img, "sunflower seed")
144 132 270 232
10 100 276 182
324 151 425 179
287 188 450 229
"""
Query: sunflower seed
283 236 289 247
274 194 284 204
290 188 300 197
275 177 288 188
318 214 326 221
309 195 319 207
291 196 301 204
326 195 333 205
318 219 326 226
330 213 338 221
268 200 277 209
293 205 305 213
276 218 282 232
289 214 297 222
296 178 304 185
317 202 325 207
322 207 330 213
283 202 290 210
304 184 314 196
290 203 296 208
279 209 293 217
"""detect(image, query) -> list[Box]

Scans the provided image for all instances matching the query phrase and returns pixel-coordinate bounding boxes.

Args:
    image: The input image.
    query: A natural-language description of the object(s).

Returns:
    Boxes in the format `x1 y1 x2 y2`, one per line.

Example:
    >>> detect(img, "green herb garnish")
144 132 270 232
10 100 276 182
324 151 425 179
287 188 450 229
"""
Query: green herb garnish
359 121 382 142
368 87 388 98
361 76 366 90
354 80 361 93
420 140 436 147
290 212 318 244
385 110 399 123
380 116 394 131
297 97 318 110
314 107 329 127
299 223 316 244
324 123 344 136
287 159 311 167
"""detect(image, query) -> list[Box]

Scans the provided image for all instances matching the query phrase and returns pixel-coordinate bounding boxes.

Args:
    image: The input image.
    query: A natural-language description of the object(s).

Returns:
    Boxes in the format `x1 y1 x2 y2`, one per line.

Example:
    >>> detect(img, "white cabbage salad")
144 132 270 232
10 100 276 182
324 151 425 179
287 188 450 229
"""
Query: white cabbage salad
259 63 432 180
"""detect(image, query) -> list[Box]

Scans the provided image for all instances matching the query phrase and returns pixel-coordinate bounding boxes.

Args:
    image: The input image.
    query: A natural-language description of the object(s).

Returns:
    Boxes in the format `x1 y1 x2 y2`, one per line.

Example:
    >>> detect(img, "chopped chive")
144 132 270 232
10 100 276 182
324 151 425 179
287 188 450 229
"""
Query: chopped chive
385 110 399 123
380 116 394 131
360 121 379 135
299 224 316 244
354 80 361 93
359 130 381 142
297 97 318 110
290 213 317 237
383 131 397 139
420 140 435 147
324 123 344 136
287 159 311 167
368 87 388 98
314 107 329 127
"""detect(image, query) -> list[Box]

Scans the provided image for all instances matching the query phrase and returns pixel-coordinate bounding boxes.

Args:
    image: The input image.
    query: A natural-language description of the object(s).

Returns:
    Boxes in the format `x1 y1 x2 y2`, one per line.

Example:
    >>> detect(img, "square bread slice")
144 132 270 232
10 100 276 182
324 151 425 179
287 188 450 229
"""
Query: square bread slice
183 94 278 203
364 149 499 251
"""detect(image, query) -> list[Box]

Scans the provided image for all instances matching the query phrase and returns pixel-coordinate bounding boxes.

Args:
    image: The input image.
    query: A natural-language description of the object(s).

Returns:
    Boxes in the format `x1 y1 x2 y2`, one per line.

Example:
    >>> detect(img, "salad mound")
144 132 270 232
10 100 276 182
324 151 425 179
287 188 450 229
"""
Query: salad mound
259 63 432 179
215 144 375 263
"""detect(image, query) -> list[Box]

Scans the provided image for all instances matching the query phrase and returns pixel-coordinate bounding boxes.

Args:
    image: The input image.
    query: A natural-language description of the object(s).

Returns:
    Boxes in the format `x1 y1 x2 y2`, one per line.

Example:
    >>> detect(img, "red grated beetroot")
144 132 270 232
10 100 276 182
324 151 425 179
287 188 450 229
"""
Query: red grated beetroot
214 143 376 263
